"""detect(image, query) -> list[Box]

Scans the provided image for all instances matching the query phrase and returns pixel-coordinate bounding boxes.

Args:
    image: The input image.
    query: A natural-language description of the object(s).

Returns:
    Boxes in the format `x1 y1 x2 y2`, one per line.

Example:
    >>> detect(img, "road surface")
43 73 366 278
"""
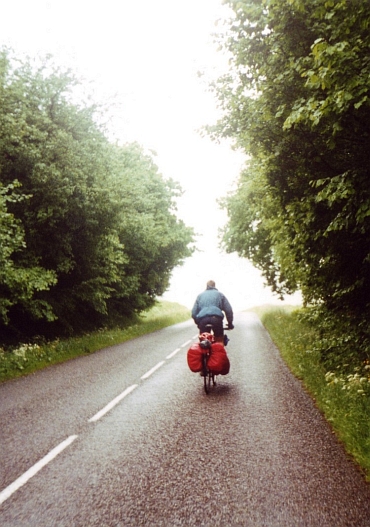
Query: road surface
0 312 369 526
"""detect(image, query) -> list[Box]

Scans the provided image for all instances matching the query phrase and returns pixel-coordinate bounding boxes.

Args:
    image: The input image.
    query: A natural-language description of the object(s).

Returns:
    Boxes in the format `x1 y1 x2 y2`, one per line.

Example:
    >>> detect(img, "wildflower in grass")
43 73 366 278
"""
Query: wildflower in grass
325 370 370 396
12 343 41 360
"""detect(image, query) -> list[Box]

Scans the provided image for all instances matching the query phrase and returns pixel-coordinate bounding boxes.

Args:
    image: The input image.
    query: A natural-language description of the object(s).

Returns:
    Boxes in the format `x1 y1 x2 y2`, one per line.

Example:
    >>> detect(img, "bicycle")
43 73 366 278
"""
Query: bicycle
199 324 230 394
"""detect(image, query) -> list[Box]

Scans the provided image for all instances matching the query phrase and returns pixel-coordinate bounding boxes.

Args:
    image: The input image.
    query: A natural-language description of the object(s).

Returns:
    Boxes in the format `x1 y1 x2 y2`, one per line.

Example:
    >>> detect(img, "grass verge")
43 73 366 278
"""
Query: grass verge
254 305 370 481
0 301 190 383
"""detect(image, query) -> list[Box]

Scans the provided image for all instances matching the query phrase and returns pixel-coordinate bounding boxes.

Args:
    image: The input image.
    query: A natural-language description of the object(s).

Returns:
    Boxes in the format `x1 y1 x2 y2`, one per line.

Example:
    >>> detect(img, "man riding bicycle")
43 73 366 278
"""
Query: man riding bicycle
191 280 234 340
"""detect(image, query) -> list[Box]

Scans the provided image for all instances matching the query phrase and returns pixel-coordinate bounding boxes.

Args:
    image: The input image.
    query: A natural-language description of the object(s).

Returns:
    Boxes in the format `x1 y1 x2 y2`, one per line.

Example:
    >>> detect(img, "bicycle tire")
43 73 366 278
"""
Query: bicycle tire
202 354 209 394
207 371 212 392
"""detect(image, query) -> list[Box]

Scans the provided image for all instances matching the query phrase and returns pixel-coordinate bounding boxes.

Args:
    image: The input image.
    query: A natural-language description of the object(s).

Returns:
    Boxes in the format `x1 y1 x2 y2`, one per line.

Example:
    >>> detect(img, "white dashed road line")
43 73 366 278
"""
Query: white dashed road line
88 384 139 423
166 348 181 359
0 335 195 506
0 435 78 506
141 361 165 380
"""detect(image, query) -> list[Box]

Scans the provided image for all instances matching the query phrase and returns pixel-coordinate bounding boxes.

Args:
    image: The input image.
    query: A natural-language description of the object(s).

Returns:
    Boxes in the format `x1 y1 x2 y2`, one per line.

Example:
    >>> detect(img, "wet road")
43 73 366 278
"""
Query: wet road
0 312 370 526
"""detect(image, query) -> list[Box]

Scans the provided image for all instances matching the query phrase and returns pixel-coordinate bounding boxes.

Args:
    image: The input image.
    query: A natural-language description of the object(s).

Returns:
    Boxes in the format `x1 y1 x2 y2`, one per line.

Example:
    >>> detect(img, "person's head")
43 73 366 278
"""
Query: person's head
206 280 216 289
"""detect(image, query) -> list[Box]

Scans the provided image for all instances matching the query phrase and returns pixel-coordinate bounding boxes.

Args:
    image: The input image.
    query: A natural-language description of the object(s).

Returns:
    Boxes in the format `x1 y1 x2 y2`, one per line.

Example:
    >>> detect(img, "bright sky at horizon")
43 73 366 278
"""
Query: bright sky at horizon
0 0 301 310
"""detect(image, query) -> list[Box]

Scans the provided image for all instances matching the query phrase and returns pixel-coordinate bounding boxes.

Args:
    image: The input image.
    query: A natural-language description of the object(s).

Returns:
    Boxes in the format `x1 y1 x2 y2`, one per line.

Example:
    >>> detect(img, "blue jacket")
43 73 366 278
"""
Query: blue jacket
191 286 233 325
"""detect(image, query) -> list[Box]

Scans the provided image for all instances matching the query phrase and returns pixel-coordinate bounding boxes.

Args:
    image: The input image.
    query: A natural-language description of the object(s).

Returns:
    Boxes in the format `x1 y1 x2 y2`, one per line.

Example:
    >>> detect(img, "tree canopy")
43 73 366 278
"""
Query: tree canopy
0 50 194 339
211 0 370 361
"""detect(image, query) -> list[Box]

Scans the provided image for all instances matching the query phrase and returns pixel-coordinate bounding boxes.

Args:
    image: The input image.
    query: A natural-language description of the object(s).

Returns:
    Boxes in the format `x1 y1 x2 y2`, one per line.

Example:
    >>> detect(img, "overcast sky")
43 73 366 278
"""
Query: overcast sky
0 0 301 310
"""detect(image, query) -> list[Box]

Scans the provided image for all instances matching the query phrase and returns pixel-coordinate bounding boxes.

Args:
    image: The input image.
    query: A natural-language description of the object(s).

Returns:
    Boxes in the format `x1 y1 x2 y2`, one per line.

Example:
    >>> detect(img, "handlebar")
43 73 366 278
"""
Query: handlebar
205 323 234 331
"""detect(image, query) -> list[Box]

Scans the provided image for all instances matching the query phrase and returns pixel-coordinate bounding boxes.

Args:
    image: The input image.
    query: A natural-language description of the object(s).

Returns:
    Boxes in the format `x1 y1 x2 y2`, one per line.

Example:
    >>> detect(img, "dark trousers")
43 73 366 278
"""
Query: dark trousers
197 315 224 337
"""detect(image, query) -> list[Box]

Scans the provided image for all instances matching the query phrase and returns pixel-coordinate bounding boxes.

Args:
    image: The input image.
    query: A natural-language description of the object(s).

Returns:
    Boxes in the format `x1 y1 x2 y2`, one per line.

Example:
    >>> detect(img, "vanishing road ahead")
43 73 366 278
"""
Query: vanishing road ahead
1 312 370 526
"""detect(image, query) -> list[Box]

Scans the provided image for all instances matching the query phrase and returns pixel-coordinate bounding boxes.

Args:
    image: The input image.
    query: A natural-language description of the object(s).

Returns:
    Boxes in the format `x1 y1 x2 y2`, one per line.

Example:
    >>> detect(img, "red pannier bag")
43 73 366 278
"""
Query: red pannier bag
207 342 230 375
187 342 204 373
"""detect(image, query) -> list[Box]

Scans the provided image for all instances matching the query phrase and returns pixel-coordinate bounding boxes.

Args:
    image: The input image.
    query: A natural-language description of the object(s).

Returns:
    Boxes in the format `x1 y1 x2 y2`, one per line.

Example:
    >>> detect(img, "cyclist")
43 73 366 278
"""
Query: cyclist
191 280 234 340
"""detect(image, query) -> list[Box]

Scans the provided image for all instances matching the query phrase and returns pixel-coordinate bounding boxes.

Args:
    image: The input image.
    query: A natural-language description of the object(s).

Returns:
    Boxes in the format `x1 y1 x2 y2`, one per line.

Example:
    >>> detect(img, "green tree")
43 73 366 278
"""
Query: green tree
0 182 56 325
209 0 370 364
212 0 370 361
109 143 194 314
0 50 194 338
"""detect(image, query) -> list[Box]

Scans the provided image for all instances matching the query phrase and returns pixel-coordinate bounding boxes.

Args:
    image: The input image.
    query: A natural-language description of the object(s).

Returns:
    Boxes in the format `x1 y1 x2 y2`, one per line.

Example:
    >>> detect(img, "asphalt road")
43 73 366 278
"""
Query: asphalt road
0 312 370 526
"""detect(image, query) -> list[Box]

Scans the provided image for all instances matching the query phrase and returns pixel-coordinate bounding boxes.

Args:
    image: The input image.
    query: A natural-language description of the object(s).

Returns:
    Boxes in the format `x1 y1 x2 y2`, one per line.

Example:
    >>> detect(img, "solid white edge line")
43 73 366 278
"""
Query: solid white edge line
141 361 165 380
0 435 78 506
166 348 181 359
88 384 138 423
180 339 192 348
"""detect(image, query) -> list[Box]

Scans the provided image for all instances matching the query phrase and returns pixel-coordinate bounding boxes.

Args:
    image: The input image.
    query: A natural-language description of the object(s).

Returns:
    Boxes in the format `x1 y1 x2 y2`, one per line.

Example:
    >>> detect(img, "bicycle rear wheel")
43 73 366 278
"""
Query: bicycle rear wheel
207 371 212 393
202 354 209 394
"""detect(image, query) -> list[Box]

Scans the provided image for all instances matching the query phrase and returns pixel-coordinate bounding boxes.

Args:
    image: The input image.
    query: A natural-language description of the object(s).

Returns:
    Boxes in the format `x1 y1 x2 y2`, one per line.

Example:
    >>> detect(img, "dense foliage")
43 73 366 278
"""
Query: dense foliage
211 0 370 366
0 50 194 340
